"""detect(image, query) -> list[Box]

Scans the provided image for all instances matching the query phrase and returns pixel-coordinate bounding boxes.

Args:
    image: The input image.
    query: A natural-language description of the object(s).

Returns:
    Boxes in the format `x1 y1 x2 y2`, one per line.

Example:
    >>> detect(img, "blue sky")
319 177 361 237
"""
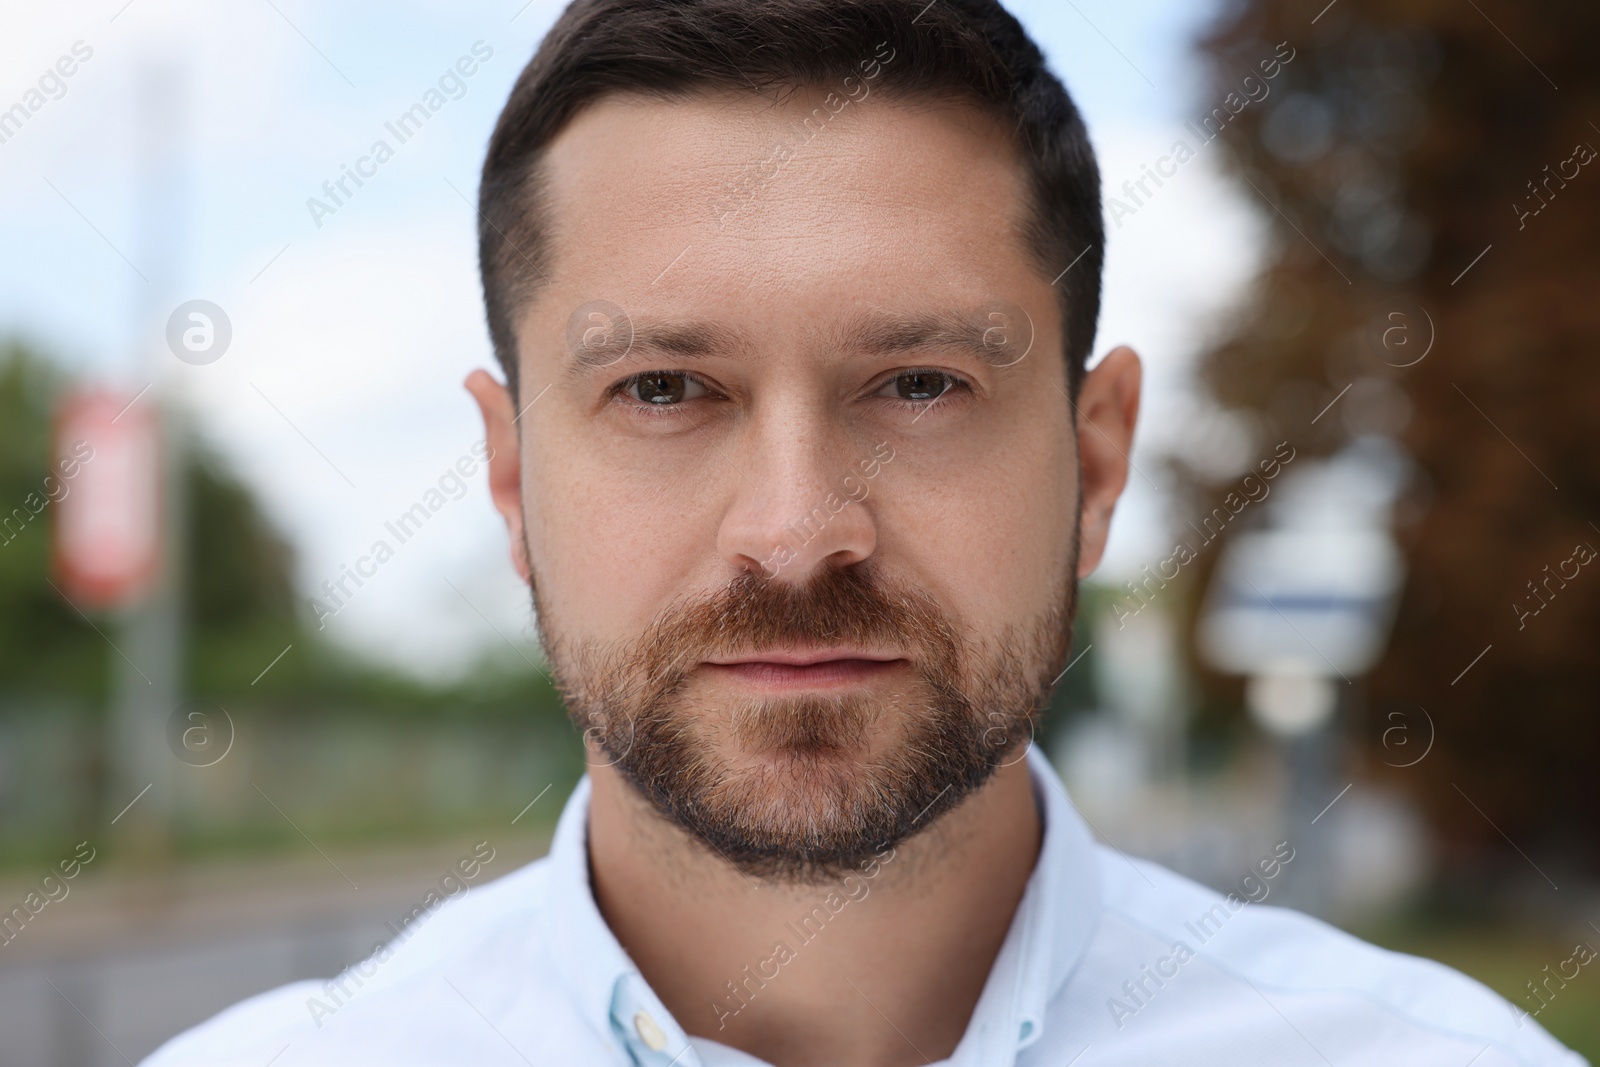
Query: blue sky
0 0 1264 676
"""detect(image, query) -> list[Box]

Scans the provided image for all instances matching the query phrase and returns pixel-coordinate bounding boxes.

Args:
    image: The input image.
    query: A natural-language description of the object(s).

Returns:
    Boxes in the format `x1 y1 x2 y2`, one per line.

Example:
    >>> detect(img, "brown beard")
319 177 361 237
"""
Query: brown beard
535 561 1077 884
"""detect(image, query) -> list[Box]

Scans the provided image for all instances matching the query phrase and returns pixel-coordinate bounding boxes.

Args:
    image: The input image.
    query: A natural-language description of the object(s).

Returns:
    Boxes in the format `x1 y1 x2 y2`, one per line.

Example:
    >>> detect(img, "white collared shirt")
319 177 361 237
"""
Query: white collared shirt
143 748 1586 1066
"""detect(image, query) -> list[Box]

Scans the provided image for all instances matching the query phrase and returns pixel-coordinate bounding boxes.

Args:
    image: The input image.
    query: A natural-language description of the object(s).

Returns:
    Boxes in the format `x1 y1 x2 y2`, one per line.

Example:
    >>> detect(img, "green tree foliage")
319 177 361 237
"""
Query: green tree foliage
0 343 111 698
1190 1 1600 870
0 340 565 722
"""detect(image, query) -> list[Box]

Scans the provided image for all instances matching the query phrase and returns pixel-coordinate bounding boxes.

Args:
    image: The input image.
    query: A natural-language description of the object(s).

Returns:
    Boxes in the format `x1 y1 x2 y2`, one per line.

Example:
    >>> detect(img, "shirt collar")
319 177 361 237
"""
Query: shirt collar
542 746 1101 1066
982 745 1102 1060
544 773 698 1066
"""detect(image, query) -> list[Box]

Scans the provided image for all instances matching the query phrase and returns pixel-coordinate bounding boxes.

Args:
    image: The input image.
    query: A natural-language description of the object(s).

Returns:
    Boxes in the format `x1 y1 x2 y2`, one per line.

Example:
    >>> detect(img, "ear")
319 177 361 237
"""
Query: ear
1073 345 1142 579
466 369 531 584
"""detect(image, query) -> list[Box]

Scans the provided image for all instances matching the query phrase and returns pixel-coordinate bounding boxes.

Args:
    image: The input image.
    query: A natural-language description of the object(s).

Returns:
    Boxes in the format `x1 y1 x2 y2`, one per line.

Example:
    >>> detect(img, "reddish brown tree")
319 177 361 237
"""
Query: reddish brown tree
1187 0 1600 877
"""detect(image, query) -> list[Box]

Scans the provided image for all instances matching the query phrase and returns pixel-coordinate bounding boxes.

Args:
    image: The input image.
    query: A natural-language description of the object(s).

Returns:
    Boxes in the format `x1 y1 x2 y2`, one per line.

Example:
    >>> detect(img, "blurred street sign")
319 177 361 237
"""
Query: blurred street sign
1245 665 1339 737
1198 527 1404 678
54 388 162 609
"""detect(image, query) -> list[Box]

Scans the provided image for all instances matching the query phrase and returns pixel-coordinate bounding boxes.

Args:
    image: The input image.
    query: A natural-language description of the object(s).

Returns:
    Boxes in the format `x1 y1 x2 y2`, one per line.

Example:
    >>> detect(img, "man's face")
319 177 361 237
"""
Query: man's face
472 85 1132 881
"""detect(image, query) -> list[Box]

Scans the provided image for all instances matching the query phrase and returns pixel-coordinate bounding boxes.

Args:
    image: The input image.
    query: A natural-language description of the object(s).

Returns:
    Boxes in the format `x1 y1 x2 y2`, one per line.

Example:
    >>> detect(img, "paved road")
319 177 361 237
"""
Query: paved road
0 831 553 1067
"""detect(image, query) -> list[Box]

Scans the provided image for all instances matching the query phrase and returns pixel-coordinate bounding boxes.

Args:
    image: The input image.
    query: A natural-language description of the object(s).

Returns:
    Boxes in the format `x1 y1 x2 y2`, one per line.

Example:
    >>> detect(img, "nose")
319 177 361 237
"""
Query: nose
716 414 879 583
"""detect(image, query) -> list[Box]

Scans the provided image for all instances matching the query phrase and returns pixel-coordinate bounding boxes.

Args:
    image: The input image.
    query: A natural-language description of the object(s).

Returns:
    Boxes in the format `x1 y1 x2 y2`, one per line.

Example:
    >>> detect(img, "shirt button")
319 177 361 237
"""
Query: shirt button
634 1010 668 1052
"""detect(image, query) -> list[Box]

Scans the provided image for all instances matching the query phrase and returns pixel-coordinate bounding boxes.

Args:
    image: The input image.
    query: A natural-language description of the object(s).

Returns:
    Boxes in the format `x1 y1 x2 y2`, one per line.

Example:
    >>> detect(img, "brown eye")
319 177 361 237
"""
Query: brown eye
627 372 706 405
884 371 952 401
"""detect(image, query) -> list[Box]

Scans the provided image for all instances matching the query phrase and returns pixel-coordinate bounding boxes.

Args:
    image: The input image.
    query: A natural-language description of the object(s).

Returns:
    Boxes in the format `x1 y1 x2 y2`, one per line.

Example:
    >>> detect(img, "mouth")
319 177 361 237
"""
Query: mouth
701 649 906 692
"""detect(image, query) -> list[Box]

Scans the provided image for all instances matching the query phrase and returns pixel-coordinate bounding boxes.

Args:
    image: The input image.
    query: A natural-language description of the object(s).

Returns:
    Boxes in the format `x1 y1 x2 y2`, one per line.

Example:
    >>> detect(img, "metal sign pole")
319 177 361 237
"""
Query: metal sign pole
109 57 190 863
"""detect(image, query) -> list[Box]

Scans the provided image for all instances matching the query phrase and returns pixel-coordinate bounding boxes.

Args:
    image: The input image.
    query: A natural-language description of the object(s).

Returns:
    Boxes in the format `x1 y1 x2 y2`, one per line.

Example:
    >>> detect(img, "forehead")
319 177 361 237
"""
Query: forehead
522 86 1049 352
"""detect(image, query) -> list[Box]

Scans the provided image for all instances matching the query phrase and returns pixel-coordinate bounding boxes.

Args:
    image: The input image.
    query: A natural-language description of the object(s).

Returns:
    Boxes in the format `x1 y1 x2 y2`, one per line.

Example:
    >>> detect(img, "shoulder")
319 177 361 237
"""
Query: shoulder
140 854 559 1066
1063 845 1587 1066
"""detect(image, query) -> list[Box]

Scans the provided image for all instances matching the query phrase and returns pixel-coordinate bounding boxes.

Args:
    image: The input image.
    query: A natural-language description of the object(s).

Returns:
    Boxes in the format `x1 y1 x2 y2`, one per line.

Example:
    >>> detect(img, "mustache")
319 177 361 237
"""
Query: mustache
592 564 965 701
548 563 972 770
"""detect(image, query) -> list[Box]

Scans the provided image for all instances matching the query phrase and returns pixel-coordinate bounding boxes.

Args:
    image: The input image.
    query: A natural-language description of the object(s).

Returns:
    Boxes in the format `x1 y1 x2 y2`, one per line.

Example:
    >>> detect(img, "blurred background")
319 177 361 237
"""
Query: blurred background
1 0 1597 1062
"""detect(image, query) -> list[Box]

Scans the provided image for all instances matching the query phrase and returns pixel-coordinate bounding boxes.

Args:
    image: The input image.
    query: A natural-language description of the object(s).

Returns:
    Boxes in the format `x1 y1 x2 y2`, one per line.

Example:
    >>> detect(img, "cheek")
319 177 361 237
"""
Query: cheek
876 405 1076 638
522 422 717 638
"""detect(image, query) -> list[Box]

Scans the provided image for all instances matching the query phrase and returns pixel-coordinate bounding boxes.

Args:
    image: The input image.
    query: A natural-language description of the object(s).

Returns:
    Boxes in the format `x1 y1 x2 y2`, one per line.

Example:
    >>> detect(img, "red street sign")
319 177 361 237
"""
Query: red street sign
53 388 161 609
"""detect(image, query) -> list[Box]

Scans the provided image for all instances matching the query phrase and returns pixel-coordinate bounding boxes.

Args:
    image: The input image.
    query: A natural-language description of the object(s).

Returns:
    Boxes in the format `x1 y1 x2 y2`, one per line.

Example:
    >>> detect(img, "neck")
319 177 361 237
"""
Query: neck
586 758 1043 1067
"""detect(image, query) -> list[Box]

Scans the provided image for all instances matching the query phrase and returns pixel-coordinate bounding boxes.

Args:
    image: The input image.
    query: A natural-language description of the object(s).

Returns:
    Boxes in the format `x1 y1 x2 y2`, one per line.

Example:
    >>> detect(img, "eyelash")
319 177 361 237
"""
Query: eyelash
607 367 974 418
875 367 973 412
609 371 716 420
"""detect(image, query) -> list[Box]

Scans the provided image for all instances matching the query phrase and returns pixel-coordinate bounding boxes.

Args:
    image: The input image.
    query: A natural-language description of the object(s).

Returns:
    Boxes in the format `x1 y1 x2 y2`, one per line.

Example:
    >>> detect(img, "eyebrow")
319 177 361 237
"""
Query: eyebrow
563 307 1019 375
565 320 745 375
833 310 1013 364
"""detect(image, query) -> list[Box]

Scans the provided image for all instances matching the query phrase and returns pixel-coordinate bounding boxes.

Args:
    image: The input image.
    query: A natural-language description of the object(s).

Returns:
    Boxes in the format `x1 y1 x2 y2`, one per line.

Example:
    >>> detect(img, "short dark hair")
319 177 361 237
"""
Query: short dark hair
479 0 1103 399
